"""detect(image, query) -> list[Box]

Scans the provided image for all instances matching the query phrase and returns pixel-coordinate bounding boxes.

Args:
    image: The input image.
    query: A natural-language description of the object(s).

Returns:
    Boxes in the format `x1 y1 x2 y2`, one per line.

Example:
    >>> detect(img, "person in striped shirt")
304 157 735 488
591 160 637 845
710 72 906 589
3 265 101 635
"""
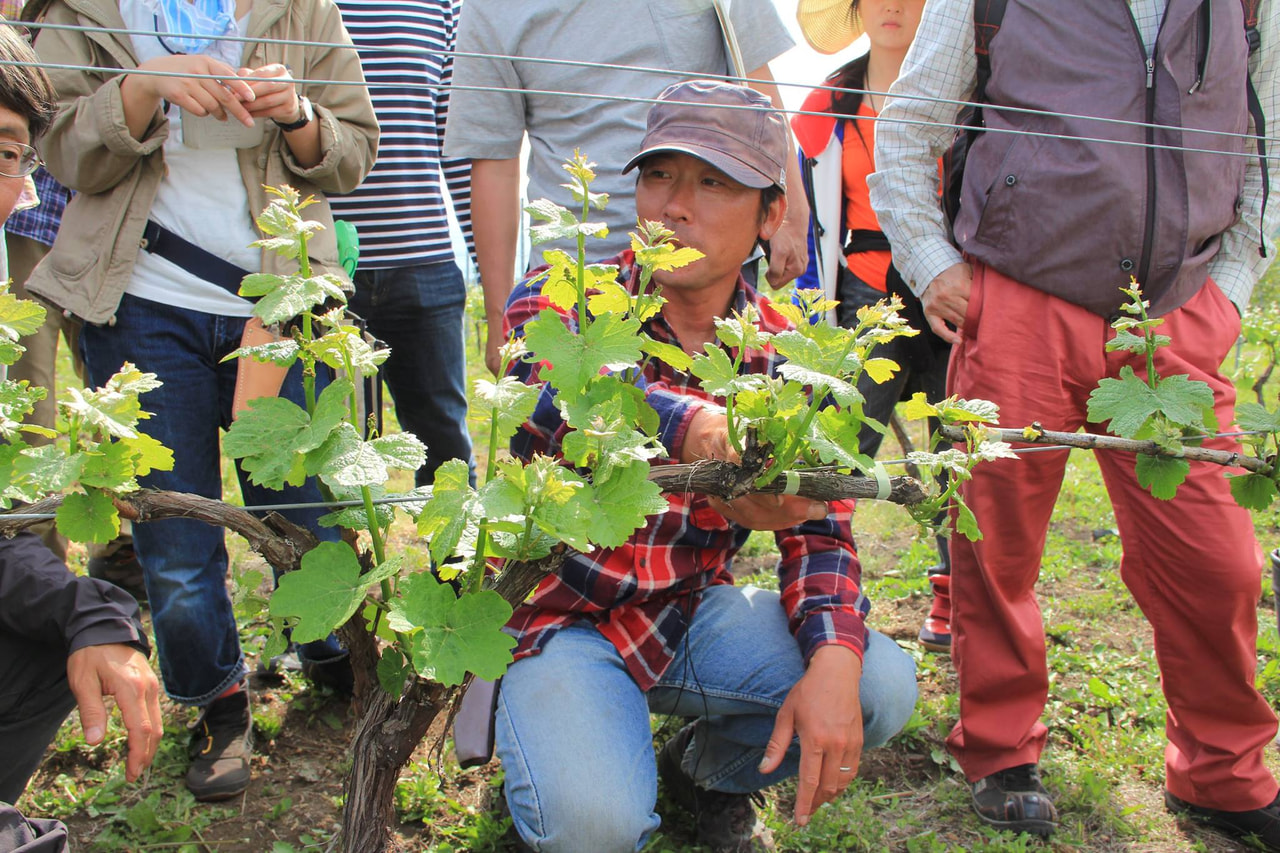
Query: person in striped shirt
329 0 476 487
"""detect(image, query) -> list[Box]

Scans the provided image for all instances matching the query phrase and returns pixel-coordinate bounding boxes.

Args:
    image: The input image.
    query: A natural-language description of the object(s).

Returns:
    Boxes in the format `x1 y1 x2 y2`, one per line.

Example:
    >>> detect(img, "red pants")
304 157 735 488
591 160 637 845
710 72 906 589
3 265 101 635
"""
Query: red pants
946 263 1278 810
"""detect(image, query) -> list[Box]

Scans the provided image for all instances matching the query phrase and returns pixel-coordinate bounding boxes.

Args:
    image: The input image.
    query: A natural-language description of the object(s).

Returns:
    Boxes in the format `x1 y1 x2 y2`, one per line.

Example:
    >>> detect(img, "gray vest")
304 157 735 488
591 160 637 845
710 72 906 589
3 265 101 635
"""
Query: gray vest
954 0 1249 318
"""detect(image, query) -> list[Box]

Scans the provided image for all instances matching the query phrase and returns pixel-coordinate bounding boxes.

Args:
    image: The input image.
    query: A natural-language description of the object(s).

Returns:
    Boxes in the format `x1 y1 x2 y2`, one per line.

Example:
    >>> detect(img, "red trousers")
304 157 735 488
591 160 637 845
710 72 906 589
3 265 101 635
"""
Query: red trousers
945 263 1278 810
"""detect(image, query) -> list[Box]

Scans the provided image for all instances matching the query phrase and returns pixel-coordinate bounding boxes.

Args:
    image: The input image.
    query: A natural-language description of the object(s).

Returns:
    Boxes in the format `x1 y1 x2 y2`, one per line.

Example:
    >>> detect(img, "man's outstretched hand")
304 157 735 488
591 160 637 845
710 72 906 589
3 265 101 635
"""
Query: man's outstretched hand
67 644 163 782
758 645 864 826
681 407 829 530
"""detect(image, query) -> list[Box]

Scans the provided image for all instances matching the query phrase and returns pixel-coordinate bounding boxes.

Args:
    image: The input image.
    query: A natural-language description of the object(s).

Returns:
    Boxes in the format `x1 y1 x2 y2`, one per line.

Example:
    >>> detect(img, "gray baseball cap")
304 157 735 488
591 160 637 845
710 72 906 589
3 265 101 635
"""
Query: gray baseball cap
622 80 788 191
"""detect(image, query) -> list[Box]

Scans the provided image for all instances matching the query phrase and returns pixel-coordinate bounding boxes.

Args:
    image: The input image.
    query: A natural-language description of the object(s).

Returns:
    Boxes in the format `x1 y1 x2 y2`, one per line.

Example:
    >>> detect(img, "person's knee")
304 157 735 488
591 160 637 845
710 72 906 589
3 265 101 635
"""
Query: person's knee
859 634 919 749
509 783 655 853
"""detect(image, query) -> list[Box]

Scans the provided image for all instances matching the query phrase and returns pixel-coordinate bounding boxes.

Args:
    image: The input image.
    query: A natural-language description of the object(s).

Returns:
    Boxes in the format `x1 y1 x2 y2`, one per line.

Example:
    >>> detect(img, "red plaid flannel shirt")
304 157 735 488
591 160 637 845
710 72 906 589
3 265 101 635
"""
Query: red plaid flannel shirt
502 250 870 690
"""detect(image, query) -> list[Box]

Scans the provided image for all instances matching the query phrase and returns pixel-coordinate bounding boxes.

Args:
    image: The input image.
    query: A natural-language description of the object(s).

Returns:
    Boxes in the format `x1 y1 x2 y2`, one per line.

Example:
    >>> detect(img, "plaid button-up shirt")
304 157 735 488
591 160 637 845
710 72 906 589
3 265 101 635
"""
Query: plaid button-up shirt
501 250 870 691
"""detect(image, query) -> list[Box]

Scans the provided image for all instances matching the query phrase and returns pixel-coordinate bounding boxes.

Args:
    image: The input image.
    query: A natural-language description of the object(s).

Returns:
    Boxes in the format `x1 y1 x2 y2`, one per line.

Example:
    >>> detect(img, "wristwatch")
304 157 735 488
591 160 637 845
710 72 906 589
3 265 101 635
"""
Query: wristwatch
273 96 313 132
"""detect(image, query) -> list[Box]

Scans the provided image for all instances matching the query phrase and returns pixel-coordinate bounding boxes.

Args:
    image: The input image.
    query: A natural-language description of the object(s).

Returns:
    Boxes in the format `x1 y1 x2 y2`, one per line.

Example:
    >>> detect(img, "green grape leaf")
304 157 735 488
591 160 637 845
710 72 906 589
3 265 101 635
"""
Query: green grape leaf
586 281 632 316
525 198 607 245
809 408 877 472
252 274 349 326
320 428 389 488
640 337 693 373
567 461 667 548
388 573 515 686
1104 329 1150 354
689 345 765 399
1228 472 1279 511
370 432 427 472
1134 453 1189 500
318 483 395 529
0 379 45 438
226 378 353 489
224 337 301 368
713 307 770 352
270 542 401 643
0 290 46 366
121 432 175 477
262 618 289 661
1088 367 1214 438
63 363 162 440
79 440 137 491
524 309 642 396
862 358 899 385
776 362 859 407
56 488 120 544
1236 402 1280 434
417 459 478 564
376 649 410 700
473 376 541 447
954 500 982 541
634 243 704 273
15 444 85 492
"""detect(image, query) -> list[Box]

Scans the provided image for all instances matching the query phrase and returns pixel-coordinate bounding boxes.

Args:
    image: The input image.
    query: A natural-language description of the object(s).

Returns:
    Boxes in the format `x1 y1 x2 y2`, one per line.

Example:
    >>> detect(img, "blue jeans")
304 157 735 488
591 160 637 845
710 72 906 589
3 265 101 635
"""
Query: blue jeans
81 294 342 705
495 585 918 853
349 261 475 487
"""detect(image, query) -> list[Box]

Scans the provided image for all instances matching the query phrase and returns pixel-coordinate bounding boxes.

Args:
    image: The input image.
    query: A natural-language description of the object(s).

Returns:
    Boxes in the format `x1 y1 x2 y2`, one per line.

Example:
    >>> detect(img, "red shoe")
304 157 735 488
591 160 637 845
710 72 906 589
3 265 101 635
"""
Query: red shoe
918 568 952 653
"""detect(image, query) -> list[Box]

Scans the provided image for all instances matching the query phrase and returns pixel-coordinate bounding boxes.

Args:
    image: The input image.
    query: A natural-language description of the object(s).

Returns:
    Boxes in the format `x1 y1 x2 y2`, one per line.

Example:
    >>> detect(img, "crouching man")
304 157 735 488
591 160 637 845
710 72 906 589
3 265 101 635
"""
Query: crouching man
495 80 918 853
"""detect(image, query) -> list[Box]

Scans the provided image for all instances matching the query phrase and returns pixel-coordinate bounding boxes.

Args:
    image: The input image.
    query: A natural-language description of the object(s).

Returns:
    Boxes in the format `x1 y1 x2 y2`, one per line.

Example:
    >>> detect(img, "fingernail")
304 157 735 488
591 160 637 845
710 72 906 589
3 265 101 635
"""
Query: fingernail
86 726 103 743
757 757 769 772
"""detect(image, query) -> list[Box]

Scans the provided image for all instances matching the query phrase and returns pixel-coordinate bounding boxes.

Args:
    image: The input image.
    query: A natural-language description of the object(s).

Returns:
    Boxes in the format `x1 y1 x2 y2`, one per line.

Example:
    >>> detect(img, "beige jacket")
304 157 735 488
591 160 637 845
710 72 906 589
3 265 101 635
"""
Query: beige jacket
27 0 379 323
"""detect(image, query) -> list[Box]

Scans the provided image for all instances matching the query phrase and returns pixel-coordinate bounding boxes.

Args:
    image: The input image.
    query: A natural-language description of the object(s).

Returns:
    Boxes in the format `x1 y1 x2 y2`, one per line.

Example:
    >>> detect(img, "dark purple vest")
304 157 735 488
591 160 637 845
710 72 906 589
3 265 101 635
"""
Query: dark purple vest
954 0 1250 318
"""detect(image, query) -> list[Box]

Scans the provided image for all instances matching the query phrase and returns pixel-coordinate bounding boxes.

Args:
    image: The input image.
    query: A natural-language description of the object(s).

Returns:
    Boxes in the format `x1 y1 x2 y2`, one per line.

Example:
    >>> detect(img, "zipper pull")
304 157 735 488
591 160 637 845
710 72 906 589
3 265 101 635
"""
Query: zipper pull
1146 57 1155 88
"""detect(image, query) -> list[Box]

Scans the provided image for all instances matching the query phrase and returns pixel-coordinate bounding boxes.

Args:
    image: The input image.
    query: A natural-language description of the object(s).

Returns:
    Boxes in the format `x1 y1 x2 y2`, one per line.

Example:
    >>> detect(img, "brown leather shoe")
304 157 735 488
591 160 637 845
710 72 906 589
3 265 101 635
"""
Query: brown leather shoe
657 725 775 853
970 763 1058 837
1166 790 1280 851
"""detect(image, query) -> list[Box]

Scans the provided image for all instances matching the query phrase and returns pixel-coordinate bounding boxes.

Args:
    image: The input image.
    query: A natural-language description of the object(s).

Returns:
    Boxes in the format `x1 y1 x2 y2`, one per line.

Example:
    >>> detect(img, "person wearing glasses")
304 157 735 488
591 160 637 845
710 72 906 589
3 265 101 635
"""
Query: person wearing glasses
24 0 378 802
0 21 161 851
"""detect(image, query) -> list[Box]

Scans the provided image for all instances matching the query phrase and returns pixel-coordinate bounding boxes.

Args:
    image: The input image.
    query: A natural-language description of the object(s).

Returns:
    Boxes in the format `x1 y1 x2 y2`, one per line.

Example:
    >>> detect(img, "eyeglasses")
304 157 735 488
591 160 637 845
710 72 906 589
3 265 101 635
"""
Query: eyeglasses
0 142 41 179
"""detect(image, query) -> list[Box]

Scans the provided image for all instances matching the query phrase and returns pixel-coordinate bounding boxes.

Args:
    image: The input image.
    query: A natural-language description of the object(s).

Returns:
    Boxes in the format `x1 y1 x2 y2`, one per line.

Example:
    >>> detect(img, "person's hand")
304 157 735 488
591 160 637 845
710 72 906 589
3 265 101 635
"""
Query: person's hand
130 54 256 127
238 64 302 123
485 317 505 376
66 643 163 783
758 645 863 826
681 407 829 530
920 262 973 345
764 212 810 288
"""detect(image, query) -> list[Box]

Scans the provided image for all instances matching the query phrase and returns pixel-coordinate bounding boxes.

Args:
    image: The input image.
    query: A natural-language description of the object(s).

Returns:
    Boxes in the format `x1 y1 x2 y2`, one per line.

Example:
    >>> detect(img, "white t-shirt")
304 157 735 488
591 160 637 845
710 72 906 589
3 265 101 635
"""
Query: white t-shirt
121 0 261 317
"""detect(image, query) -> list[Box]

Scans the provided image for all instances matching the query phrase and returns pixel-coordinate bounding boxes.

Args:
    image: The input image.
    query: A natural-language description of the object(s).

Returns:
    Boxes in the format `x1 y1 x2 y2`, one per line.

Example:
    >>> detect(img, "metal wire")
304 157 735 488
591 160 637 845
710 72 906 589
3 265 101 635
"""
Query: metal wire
0 21 1277 160
10 18 1279 151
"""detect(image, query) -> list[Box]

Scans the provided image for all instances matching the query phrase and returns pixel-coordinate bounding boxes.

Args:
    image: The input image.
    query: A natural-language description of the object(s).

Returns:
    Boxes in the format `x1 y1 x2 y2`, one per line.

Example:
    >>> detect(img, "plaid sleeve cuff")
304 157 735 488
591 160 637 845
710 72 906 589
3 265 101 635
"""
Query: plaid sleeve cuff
647 389 705 460
795 607 867 665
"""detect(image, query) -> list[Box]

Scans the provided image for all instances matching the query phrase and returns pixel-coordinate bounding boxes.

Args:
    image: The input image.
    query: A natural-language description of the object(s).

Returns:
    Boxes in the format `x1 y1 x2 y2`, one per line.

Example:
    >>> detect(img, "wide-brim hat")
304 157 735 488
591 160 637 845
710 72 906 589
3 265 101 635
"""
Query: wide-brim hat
796 0 862 55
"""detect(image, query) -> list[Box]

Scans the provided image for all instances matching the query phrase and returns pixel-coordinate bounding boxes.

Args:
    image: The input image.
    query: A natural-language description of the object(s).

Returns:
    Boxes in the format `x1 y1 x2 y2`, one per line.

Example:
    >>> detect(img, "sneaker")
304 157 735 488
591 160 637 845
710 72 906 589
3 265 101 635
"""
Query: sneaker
1166 790 1280 851
657 725 775 853
186 689 252 801
970 763 1058 837
87 542 147 603
917 566 951 653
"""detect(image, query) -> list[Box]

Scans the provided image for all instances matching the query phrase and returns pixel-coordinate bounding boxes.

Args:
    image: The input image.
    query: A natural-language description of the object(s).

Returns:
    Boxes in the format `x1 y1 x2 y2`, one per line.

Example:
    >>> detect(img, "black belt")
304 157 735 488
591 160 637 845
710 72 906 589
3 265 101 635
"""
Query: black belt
140 220 252 297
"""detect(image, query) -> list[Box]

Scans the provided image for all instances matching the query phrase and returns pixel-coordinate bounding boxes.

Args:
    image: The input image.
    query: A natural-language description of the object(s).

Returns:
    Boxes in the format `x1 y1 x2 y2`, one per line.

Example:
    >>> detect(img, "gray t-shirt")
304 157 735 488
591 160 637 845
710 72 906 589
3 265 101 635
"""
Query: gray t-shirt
444 0 794 257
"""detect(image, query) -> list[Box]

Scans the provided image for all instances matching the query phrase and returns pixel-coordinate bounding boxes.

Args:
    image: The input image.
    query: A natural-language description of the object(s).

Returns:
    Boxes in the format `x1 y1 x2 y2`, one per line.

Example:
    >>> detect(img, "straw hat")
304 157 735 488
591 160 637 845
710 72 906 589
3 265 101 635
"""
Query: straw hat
796 0 862 55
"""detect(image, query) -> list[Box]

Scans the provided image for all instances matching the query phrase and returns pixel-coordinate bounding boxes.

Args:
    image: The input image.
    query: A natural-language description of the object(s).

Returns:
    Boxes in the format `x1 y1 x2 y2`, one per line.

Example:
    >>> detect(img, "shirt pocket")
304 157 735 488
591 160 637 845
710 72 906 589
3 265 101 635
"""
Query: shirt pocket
648 0 727 75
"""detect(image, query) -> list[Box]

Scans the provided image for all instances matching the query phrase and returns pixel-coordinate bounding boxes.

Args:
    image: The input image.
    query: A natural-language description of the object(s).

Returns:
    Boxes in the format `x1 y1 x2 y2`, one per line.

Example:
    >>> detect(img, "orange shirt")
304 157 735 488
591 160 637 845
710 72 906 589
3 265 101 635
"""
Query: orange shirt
840 103 891 292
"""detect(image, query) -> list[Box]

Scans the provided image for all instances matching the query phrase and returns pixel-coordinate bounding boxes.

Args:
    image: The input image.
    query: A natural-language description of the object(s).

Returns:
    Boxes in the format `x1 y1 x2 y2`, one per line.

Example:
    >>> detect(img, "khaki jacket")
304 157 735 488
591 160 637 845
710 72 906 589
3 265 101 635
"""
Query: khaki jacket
27 0 379 323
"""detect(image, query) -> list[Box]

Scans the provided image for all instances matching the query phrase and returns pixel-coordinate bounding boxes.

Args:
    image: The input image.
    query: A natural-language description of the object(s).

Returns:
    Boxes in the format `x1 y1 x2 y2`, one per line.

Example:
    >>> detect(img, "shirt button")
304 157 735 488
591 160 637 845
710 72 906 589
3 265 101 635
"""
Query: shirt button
1119 258 1135 272
1004 174 1017 186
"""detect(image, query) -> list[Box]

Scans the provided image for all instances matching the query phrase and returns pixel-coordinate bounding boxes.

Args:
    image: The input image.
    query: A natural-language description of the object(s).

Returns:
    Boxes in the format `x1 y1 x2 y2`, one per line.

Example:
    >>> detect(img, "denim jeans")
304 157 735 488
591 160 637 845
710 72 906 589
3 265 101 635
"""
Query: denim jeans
349 261 475 487
495 585 918 852
80 294 342 705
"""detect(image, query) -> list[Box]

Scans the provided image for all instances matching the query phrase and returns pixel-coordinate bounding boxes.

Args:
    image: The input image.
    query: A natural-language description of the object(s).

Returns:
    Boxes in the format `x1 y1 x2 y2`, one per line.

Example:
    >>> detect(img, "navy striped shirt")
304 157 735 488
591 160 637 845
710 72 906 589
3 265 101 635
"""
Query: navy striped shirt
329 0 473 269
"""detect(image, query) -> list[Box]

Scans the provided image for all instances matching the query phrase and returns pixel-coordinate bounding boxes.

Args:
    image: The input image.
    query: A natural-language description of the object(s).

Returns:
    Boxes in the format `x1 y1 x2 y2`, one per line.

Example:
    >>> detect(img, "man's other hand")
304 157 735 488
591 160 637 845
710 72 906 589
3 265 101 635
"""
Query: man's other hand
67 644 162 782
681 407 829 530
758 645 864 826
920 261 972 345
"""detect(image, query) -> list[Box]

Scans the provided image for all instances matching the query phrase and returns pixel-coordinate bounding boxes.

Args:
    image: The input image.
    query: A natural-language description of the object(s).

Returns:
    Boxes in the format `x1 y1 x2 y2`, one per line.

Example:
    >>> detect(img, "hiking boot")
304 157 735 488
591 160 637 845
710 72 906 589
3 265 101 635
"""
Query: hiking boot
970 763 1057 837
917 566 951 653
657 725 775 852
301 654 355 698
87 542 147 603
1166 790 1280 851
186 689 252 801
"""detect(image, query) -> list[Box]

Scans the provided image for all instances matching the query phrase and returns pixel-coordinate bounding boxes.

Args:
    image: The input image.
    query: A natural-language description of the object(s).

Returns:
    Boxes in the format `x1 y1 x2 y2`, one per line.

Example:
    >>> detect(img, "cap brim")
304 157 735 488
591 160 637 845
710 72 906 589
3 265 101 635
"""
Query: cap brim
622 143 777 190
